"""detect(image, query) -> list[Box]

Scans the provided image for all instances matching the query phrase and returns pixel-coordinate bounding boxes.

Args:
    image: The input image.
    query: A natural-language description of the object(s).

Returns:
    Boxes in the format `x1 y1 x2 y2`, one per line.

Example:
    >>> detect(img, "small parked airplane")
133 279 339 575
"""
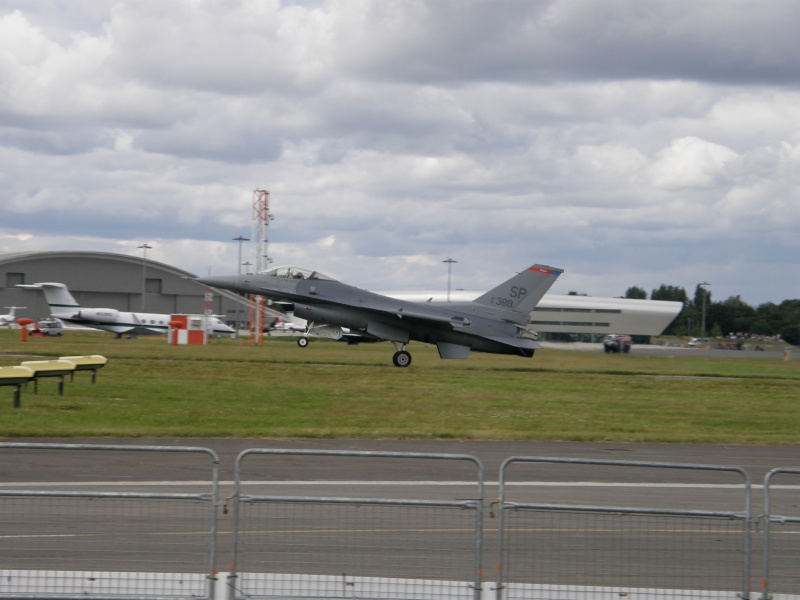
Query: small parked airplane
197 263 563 367
0 306 25 328
0 306 25 327
17 282 235 338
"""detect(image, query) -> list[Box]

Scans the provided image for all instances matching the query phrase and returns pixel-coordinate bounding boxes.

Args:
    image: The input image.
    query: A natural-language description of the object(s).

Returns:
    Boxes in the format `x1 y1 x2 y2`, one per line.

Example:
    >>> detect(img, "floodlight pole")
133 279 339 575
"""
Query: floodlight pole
443 258 457 302
138 243 152 311
231 236 251 336
233 235 249 275
699 281 711 338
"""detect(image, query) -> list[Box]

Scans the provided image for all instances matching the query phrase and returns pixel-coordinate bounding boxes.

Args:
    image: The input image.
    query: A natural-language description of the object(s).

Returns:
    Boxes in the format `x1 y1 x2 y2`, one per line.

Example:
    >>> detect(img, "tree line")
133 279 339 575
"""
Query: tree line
623 285 800 345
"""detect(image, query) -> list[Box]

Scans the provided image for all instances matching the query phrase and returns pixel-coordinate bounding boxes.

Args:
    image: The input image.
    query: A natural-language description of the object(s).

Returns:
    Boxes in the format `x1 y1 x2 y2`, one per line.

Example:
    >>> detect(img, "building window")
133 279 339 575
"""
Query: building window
145 278 162 294
534 307 621 315
531 320 611 328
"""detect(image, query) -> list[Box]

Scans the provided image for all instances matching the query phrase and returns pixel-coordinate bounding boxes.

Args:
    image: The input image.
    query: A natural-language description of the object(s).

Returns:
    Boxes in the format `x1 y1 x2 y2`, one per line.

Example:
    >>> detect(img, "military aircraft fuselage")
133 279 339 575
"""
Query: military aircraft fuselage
204 273 535 356
198 262 562 366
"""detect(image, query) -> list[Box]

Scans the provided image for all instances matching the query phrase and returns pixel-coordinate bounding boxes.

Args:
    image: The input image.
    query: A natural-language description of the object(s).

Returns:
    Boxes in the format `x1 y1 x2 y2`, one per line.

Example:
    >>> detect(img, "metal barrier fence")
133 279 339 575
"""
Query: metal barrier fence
4 444 800 600
761 467 800 600
227 449 485 600
495 457 753 600
0 443 220 600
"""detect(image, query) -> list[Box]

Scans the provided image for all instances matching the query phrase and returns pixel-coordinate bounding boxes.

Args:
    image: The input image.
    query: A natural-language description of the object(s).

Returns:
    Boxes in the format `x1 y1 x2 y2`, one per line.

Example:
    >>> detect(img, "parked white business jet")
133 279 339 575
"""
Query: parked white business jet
17 282 235 338
0 306 25 328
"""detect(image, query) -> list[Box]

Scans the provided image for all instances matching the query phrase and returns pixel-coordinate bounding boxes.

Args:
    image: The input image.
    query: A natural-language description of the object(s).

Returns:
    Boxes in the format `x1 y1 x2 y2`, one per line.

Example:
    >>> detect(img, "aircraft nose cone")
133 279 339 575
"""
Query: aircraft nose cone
196 275 235 285
195 275 242 290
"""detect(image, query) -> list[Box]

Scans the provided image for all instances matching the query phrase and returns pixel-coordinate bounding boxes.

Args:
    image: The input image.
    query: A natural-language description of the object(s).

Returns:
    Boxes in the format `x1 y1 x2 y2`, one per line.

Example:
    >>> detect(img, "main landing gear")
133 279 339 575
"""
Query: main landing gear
297 337 309 348
391 342 412 368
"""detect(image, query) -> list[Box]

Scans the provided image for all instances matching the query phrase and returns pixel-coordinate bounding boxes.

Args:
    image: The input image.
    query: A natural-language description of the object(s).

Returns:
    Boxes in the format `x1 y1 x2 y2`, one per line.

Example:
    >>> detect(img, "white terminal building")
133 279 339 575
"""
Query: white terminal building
382 290 682 342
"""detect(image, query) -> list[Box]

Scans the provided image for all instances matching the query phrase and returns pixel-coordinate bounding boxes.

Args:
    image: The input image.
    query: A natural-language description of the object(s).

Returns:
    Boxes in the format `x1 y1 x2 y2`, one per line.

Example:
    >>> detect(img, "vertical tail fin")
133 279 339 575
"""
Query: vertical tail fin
473 264 563 322
16 283 80 313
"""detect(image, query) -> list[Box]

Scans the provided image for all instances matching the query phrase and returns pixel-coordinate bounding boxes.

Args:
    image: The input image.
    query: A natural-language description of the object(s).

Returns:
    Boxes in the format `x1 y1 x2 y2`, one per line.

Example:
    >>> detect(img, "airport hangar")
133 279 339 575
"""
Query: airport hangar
0 251 681 341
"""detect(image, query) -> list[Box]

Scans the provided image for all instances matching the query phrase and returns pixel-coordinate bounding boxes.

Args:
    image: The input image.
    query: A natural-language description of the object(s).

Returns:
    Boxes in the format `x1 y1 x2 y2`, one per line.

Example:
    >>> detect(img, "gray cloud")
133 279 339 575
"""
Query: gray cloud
1 0 799 306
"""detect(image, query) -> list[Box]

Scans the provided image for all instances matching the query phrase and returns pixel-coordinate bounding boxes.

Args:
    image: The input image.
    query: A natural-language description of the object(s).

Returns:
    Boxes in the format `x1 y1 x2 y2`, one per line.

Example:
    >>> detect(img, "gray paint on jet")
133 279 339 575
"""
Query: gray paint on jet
197 263 563 367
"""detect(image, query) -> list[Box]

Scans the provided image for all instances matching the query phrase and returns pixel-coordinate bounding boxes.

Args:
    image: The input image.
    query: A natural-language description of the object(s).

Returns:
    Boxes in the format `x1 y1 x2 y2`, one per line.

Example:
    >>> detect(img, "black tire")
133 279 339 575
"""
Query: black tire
297 337 309 348
392 350 412 368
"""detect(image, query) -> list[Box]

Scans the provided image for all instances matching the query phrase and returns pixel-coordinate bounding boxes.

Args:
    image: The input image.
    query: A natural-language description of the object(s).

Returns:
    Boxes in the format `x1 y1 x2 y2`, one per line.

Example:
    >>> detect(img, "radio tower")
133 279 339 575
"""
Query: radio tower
250 189 274 345
252 189 273 273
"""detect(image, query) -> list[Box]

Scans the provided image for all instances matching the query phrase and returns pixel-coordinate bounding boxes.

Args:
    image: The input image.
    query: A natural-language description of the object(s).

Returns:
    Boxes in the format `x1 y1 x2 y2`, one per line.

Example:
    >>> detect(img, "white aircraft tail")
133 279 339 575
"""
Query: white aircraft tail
16 283 80 312
473 264 563 323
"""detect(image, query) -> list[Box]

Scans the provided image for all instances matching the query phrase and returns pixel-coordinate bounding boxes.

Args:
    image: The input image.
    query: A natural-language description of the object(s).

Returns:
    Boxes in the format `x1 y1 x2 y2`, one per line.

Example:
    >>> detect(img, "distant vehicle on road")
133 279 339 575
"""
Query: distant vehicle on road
603 334 632 353
33 318 64 337
687 338 709 347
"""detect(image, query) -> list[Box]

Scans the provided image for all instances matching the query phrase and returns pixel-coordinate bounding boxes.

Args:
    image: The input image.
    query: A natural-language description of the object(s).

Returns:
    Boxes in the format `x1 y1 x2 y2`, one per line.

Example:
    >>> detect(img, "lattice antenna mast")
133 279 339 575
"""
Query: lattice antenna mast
250 190 273 346
252 190 273 273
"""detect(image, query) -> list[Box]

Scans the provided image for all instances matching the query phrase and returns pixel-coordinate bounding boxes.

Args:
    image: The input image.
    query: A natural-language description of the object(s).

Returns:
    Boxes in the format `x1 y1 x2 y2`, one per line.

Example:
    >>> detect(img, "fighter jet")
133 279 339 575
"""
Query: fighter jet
18 282 235 338
196 263 563 367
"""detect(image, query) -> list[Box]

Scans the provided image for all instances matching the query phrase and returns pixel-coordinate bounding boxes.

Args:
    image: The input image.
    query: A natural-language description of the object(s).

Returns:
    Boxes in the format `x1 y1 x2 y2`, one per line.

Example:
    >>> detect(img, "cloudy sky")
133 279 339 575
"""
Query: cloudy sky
2 0 799 306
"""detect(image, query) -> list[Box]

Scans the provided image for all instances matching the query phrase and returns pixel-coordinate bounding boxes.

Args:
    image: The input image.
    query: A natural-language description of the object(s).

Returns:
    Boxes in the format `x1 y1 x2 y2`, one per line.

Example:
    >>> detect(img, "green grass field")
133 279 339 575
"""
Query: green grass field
1 330 799 443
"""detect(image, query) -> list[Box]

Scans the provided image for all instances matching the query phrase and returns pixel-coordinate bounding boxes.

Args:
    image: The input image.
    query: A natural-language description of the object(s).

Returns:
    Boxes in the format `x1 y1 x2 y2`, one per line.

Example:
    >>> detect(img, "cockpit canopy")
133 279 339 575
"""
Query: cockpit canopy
260 265 337 281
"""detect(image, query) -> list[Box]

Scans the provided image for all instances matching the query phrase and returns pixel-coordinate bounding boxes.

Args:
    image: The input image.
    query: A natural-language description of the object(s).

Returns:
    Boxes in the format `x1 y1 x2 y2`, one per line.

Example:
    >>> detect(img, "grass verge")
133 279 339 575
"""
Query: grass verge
1 330 798 443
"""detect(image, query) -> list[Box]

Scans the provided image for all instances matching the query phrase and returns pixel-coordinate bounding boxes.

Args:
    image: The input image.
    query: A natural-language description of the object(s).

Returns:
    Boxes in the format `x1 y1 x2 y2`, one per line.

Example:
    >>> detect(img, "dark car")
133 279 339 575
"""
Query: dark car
603 334 632 353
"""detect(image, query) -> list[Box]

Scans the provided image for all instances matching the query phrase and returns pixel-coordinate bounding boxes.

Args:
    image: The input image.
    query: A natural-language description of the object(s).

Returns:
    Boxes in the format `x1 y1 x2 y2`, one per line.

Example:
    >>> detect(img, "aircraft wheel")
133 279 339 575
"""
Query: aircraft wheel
392 350 412 368
297 337 309 348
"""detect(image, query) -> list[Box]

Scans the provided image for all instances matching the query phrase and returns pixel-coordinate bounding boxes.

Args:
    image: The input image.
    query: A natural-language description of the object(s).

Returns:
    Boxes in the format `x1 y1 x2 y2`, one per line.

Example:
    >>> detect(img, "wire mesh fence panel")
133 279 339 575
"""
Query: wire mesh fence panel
229 449 485 600
499 508 747 600
761 468 800 599
233 500 480 600
0 493 215 598
762 519 800 598
0 443 220 600
495 457 752 600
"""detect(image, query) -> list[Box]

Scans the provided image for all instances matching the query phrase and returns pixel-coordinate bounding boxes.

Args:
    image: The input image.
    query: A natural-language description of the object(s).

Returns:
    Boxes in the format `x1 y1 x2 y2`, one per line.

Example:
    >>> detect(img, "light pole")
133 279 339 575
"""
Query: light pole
231 237 251 336
233 235 249 275
137 243 152 311
443 258 457 302
242 261 252 274
699 281 711 339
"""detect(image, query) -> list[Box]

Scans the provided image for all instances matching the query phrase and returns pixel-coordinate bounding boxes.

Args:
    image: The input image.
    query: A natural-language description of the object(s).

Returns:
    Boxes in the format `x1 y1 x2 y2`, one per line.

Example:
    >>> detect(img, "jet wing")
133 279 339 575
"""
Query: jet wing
359 305 475 346
394 307 471 328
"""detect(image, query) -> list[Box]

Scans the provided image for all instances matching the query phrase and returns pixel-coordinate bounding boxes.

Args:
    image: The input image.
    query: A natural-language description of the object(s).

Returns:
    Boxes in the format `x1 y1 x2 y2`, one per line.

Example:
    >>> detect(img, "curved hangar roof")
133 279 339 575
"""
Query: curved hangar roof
0 251 209 321
0 250 196 279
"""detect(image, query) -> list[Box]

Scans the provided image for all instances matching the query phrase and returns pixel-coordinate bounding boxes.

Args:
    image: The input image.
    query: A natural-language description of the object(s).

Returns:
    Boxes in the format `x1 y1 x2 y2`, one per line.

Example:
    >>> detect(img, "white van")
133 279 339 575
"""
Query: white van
36 318 64 336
